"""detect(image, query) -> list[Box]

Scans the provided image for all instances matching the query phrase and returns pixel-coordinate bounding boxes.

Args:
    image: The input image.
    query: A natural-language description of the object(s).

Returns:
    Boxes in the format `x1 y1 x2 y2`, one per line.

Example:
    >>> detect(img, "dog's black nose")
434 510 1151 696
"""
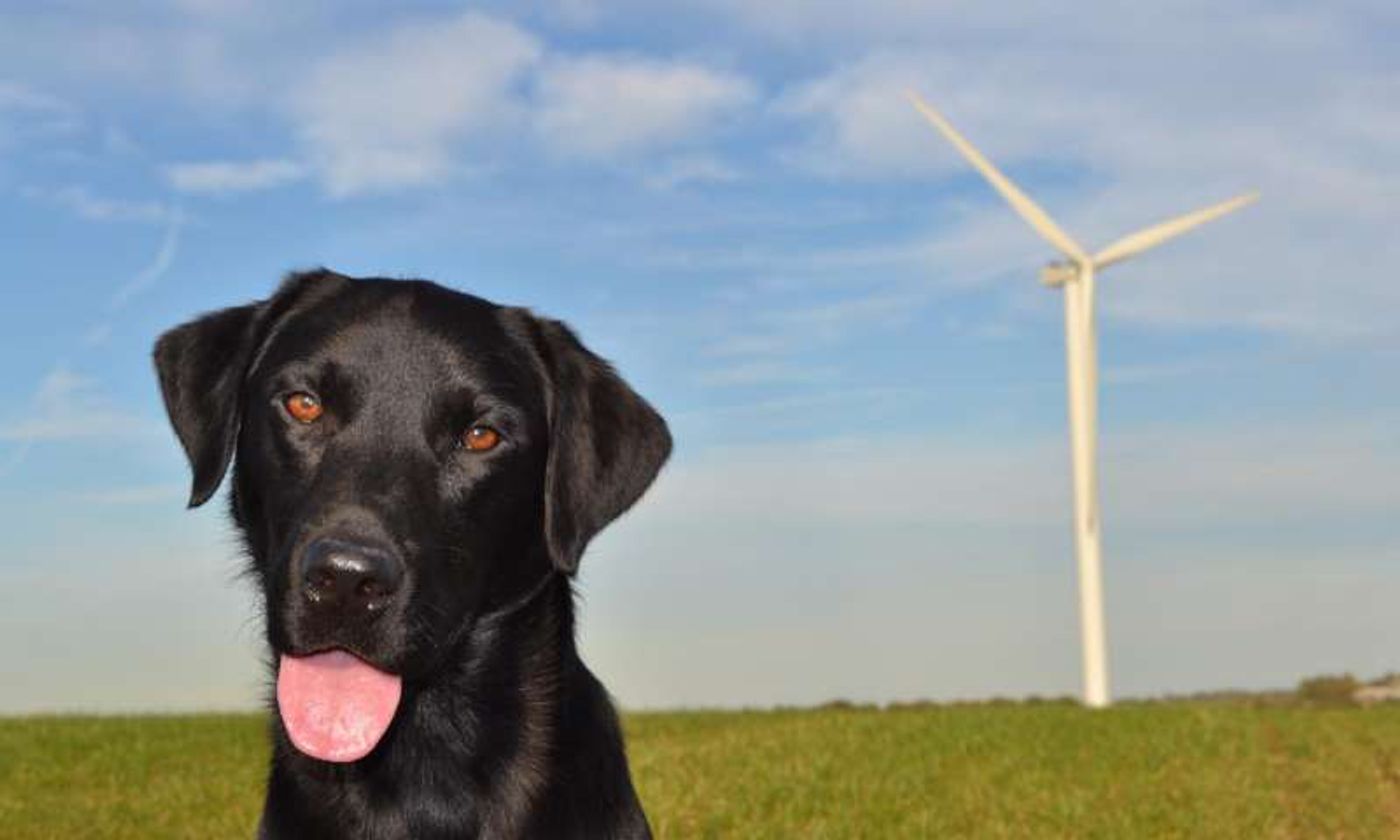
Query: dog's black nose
300 538 403 611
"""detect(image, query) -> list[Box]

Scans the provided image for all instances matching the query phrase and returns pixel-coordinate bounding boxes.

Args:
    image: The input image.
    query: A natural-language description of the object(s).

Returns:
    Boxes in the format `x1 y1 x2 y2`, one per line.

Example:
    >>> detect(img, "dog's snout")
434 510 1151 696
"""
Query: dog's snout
300 538 404 611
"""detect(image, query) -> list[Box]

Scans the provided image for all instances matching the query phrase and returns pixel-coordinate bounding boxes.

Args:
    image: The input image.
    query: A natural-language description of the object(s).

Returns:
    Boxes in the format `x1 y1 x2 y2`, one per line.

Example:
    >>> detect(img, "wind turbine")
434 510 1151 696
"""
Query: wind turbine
907 92 1256 708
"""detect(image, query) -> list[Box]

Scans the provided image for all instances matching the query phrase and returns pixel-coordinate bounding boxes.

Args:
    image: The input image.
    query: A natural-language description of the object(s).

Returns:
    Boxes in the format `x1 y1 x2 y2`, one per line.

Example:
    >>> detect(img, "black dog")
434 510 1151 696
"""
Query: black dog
154 270 670 838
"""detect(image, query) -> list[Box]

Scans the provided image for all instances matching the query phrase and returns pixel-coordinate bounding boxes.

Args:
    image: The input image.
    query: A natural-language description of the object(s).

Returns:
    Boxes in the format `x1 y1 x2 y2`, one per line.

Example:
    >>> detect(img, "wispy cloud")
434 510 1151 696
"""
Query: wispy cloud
773 290 924 334
0 80 79 148
533 55 755 160
671 386 919 426
697 359 836 387
165 157 305 195
1101 359 1228 386
0 366 156 445
2 205 183 472
0 80 74 114
80 323 114 348
633 211 1039 284
702 333 793 359
110 207 184 308
23 185 172 224
645 154 741 190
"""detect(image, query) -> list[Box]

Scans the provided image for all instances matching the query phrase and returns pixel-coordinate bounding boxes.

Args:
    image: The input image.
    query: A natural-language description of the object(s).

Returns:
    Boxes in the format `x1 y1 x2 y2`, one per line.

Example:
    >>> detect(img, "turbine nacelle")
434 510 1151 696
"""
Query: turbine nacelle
1040 261 1079 288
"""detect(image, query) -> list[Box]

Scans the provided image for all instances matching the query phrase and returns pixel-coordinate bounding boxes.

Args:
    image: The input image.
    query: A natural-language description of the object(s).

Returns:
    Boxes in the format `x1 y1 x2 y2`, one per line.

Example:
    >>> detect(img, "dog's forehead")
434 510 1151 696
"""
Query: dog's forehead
262 280 530 388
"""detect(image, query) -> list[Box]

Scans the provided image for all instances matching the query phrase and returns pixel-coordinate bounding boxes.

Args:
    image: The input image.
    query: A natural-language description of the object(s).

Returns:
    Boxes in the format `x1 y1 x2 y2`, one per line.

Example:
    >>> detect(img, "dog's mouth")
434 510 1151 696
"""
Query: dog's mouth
276 649 403 763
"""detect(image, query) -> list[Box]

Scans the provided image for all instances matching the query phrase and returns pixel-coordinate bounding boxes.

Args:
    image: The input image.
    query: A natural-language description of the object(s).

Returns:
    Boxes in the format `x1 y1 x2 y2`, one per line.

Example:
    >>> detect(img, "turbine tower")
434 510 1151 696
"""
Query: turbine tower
908 92 1256 708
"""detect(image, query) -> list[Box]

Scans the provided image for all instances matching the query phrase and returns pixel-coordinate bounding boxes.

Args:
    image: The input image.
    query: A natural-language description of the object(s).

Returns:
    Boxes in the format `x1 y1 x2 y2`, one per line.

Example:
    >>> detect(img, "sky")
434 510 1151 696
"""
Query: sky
1 0 1397 713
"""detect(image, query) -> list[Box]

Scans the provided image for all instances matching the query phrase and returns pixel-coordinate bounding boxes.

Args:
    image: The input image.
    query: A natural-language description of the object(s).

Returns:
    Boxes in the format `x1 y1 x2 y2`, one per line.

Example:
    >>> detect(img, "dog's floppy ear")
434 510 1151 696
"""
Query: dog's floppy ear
153 270 339 508
506 311 672 574
154 302 265 508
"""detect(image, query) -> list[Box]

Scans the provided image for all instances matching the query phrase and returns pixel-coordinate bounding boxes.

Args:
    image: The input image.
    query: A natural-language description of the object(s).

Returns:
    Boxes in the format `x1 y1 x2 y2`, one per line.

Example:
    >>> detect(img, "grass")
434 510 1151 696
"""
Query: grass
3 703 1400 838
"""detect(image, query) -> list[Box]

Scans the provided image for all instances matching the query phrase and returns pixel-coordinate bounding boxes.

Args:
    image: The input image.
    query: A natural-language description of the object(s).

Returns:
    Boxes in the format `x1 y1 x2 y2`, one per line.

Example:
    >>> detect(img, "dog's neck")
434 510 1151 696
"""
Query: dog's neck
416 575 574 837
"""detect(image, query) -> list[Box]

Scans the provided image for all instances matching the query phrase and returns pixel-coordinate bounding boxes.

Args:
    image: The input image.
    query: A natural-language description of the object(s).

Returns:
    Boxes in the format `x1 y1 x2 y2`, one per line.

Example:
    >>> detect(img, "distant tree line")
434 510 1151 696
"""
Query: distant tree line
1298 672 1400 707
804 672 1400 711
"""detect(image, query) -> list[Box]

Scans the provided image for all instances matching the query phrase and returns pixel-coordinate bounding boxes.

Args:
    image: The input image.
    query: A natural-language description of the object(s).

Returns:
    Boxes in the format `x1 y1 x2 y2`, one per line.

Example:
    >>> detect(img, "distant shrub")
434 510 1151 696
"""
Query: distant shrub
1023 695 1078 706
1297 673 1360 706
884 700 938 712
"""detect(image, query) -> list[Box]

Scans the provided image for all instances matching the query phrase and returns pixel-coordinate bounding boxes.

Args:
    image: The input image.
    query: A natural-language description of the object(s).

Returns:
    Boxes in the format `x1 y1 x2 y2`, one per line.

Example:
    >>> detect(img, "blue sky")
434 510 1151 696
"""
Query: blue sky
1 0 1397 712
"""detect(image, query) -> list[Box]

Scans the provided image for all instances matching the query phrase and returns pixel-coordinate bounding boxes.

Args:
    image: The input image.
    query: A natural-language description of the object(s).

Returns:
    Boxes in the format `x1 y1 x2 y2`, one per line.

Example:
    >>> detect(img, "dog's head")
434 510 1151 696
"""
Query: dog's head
154 270 669 760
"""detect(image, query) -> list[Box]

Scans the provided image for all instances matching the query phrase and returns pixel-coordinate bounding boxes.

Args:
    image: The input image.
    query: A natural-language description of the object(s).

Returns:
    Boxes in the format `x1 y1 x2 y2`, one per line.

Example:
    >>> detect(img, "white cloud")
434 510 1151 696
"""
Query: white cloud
34 367 87 407
0 366 154 444
0 80 80 145
644 153 740 190
690 287 931 390
533 55 755 159
0 80 73 114
165 157 305 194
290 12 541 196
773 289 924 334
101 125 139 155
0 6 325 113
24 185 172 224
81 323 113 347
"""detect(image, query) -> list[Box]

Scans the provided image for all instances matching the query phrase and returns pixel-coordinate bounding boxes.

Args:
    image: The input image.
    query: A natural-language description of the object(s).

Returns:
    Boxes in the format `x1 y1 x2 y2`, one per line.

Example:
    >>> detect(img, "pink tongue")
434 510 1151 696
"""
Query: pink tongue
277 650 403 763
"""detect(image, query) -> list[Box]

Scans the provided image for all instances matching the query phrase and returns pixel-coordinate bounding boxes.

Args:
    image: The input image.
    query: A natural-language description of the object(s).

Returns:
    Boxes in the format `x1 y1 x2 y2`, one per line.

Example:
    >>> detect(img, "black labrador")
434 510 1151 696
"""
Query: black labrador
154 269 670 839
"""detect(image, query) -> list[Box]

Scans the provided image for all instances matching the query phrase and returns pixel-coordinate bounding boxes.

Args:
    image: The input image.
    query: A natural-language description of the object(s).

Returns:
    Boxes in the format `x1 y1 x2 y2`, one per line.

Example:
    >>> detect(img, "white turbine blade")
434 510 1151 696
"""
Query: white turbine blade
907 92 1089 263
1092 192 1258 269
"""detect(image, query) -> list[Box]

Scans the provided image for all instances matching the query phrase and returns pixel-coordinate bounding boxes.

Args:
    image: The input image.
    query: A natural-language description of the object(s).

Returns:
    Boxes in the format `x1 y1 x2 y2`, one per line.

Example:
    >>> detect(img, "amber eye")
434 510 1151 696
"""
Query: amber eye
284 392 323 424
461 425 501 452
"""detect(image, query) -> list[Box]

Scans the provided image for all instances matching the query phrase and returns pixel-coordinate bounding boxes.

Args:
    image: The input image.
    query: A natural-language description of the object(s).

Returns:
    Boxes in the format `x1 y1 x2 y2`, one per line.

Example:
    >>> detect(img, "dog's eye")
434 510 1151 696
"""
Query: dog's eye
284 392 324 424
460 425 501 452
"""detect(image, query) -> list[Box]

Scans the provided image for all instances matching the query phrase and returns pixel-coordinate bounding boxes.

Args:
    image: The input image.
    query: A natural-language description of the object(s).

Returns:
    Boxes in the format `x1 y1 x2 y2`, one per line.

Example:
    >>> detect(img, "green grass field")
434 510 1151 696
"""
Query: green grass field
3 704 1399 838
